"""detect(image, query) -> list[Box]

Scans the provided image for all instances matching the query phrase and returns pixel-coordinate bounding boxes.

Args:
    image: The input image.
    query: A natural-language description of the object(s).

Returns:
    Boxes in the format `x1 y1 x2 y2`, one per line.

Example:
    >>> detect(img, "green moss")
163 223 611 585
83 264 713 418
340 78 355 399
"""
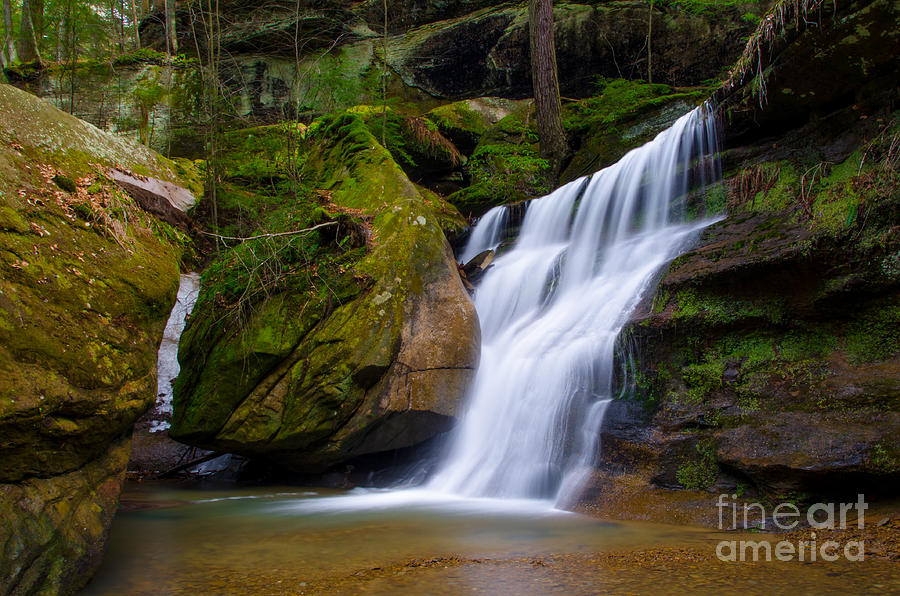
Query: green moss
561 79 710 182
464 143 549 206
663 0 744 14
112 47 167 67
653 324 843 408
676 440 719 490
425 100 491 152
219 124 305 184
428 102 486 135
417 184 467 238
447 182 499 216
682 361 725 404
757 162 798 212
731 117 900 242
868 440 900 473
353 107 462 177
173 108 466 460
702 183 728 217
843 303 900 363
51 174 77 193
672 288 787 325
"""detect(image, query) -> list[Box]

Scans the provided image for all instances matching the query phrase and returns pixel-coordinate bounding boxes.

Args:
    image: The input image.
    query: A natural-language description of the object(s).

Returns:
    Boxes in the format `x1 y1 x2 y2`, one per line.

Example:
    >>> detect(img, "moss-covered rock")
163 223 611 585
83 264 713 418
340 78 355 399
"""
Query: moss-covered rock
0 84 188 592
348 105 465 187
425 97 526 154
572 0 900 524
171 111 479 472
446 102 554 216
561 78 712 183
583 4 900 520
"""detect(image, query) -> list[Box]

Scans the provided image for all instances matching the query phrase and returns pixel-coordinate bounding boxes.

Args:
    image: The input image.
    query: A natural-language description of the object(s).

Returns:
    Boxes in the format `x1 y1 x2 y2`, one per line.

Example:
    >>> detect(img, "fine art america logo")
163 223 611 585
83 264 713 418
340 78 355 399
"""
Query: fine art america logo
715 493 868 562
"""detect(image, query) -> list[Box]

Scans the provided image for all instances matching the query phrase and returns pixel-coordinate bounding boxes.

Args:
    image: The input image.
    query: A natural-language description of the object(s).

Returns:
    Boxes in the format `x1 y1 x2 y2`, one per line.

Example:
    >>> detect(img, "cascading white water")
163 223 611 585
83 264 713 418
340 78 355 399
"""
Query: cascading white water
459 205 510 263
149 272 201 433
428 104 720 505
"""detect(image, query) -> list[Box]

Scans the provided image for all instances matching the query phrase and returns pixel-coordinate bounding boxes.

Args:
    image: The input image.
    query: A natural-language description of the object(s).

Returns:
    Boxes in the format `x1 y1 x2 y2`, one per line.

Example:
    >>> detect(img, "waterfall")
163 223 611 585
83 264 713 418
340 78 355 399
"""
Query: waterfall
459 205 510 263
428 105 720 505
149 273 201 433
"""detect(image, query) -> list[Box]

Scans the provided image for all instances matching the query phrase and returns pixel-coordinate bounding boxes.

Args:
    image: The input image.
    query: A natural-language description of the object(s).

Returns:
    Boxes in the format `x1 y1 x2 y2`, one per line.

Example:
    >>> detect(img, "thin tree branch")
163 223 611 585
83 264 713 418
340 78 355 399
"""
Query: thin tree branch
196 220 338 242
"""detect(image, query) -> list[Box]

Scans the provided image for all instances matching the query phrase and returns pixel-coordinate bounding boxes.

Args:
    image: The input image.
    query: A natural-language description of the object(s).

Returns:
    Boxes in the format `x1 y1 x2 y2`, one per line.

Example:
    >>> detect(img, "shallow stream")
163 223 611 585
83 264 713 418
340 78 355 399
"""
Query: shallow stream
82 483 898 595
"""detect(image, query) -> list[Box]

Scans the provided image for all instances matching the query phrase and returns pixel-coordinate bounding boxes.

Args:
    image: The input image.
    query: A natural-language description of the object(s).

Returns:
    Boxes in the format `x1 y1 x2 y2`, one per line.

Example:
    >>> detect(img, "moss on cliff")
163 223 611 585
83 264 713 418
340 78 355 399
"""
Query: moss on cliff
562 78 711 183
616 106 900 502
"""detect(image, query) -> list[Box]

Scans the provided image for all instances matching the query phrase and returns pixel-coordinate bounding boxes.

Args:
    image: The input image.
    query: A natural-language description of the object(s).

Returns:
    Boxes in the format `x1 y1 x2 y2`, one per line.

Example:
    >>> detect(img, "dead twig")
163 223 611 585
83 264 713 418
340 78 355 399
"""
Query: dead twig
196 221 338 242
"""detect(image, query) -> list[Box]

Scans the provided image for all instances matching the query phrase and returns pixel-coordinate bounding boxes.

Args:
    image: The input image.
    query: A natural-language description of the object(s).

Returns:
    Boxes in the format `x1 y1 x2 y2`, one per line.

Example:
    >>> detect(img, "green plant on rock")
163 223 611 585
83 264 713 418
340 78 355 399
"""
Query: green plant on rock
354 108 462 175
843 303 900 364
682 361 724 404
467 144 549 203
727 117 900 241
660 0 743 14
113 47 168 67
564 78 699 132
869 441 900 474
676 439 719 490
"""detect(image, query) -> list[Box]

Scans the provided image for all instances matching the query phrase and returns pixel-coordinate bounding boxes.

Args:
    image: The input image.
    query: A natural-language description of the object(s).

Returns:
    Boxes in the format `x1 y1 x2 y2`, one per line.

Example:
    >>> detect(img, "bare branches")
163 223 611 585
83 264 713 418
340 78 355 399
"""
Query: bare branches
196 220 338 243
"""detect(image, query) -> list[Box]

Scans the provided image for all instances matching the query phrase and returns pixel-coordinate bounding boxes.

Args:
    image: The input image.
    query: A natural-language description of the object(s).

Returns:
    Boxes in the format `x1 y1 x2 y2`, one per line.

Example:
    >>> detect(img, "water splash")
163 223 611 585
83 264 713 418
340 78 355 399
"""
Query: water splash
429 105 721 505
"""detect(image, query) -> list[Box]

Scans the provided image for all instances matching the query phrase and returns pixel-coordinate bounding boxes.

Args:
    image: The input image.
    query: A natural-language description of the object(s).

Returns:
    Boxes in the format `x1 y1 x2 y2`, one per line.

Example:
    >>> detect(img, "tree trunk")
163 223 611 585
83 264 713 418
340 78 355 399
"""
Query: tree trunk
647 0 654 85
381 0 387 146
131 0 140 48
528 0 567 182
55 11 64 62
165 0 177 53
18 0 42 65
119 0 125 53
2 0 16 65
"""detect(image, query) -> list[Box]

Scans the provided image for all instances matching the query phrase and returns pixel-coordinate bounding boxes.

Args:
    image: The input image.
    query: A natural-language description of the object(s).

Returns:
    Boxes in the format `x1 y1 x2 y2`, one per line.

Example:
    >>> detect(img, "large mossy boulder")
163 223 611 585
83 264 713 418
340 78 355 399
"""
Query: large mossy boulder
425 96 528 155
171 112 479 472
580 0 900 522
0 84 191 593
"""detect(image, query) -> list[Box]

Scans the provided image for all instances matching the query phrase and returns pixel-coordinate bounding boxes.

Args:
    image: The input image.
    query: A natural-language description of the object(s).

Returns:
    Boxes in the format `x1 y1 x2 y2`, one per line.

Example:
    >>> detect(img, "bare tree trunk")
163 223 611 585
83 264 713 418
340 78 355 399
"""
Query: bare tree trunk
55 12 64 62
647 0 653 85
2 0 16 65
67 25 77 113
18 0 42 65
131 0 140 48
191 0 221 248
380 0 387 145
165 0 176 53
119 0 125 53
528 0 567 182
